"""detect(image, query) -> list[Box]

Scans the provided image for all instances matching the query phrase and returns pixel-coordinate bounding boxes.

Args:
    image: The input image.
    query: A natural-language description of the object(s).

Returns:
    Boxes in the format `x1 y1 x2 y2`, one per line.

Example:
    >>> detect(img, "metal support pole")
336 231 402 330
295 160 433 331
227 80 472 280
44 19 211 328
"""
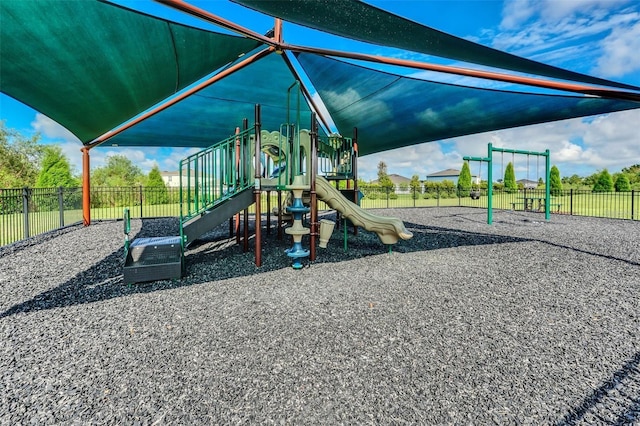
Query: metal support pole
139 185 143 218
309 113 318 262
81 147 91 226
487 143 493 225
266 190 271 235
58 186 65 228
243 208 249 252
545 149 551 221
22 187 30 239
277 190 283 240
254 104 262 267
353 128 359 236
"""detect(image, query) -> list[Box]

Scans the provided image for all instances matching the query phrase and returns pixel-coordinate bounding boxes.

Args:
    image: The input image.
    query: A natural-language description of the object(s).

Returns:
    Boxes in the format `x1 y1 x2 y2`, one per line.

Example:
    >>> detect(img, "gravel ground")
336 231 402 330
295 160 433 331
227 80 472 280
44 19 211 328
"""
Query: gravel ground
1 207 639 425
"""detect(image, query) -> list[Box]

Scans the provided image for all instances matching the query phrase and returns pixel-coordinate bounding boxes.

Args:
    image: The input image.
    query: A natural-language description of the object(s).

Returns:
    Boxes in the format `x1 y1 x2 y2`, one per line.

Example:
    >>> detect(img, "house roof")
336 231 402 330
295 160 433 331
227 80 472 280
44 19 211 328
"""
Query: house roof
371 174 411 185
427 169 461 177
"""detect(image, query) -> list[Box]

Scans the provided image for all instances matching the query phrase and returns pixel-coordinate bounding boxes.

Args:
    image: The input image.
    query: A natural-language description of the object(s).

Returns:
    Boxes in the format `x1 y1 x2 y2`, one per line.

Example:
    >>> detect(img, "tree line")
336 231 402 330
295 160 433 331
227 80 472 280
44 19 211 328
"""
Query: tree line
2 123 638 195
368 160 639 198
1 122 168 192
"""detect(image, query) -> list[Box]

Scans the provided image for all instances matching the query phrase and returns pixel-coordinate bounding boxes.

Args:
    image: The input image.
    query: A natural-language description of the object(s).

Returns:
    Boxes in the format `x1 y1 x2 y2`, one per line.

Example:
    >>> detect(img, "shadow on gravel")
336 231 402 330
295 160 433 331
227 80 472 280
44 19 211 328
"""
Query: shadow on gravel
0 219 531 318
541 240 640 268
556 351 640 425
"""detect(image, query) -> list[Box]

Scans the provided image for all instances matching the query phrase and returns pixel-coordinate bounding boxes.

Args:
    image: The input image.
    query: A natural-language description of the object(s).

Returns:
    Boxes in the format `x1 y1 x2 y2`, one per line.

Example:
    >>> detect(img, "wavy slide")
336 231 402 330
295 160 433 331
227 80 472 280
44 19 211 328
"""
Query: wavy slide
315 176 413 245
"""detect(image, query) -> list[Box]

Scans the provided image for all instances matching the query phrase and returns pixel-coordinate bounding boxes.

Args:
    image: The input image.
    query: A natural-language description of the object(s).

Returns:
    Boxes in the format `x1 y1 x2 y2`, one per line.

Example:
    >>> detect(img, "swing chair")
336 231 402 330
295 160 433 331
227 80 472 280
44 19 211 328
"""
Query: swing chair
470 160 481 199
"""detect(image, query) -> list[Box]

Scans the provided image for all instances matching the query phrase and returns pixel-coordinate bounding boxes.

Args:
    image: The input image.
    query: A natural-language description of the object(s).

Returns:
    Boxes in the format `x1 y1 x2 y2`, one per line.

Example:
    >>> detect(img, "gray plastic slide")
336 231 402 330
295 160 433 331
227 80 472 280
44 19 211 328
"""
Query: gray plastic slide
315 176 413 245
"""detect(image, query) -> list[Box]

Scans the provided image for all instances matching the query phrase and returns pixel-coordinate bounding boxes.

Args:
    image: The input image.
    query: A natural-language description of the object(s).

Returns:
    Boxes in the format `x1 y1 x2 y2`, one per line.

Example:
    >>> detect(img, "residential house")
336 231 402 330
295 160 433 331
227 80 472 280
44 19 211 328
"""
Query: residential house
371 173 412 193
426 169 479 184
517 179 538 189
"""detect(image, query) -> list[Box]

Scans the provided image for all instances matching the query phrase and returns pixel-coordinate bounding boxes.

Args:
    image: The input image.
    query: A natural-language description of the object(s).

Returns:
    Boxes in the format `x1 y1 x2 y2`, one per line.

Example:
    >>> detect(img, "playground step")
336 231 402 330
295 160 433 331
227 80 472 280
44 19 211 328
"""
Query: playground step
182 187 254 246
124 236 183 284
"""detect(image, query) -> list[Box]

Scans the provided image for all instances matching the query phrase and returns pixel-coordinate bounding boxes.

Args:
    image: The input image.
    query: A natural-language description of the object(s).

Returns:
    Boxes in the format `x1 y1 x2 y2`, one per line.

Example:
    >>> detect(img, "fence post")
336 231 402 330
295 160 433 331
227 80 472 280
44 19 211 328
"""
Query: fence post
632 189 635 221
386 187 389 209
58 186 65 227
413 187 416 208
437 186 440 207
22 187 30 239
570 189 574 216
139 185 143 218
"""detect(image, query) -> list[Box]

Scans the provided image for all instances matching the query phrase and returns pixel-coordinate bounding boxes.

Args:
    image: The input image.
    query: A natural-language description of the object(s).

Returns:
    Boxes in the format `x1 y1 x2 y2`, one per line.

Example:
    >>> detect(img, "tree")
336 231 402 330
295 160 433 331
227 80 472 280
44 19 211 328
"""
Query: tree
614 174 631 192
376 161 394 192
549 165 562 196
621 164 640 184
457 161 472 197
503 161 517 193
562 174 583 187
91 154 143 187
409 174 421 192
409 174 422 199
145 165 169 204
0 122 43 188
583 172 599 187
36 145 78 187
592 169 614 192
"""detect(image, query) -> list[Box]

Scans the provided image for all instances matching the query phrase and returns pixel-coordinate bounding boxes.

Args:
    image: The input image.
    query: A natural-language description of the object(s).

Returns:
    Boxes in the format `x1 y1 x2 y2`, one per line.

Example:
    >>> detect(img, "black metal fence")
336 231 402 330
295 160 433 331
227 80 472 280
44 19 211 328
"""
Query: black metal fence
2 185 638 247
358 187 640 220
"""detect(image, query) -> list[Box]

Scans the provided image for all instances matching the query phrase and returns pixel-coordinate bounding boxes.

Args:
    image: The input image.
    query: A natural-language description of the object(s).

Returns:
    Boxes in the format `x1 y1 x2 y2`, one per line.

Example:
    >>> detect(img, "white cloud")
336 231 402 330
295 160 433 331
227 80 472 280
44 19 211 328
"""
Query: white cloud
500 0 537 30
29 113 202 175
493 0 640 79
595 19 640 77
31 113 80 143
359 142 458 182
357 108 640 182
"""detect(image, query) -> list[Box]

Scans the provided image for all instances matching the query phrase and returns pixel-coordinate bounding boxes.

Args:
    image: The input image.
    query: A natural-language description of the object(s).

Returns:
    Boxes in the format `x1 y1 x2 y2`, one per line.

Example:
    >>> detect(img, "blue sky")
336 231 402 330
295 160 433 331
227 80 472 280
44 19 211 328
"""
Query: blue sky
1 0 640 182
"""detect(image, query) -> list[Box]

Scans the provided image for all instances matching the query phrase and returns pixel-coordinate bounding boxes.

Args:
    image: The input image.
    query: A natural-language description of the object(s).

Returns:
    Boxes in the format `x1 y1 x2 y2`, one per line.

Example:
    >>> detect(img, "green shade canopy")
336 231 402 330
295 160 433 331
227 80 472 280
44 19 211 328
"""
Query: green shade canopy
107 52 314 148
1 0 639 156
0 0 262 143
296 53 640 156
233 0 640 91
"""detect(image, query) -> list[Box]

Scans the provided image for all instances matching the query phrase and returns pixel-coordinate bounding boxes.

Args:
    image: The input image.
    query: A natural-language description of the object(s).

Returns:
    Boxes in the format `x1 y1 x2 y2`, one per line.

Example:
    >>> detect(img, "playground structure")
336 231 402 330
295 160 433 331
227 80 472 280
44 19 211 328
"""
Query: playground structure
464 143 551 224
123 104 413 283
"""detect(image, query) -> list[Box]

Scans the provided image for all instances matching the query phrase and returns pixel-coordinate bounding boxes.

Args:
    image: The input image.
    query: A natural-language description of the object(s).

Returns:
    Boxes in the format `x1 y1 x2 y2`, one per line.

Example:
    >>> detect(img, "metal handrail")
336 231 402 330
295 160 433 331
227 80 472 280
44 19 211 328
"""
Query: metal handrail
179 127 255 224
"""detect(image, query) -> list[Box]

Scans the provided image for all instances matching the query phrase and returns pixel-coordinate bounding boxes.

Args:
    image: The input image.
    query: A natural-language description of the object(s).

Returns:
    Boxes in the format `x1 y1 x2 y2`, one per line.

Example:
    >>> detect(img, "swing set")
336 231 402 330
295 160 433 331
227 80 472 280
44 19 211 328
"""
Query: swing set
463 143 551 224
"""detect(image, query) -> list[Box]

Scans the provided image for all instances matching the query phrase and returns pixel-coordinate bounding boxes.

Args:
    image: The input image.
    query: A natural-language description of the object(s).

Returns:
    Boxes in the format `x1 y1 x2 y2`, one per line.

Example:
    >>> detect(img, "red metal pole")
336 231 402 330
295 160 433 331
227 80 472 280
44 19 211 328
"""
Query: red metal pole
81 147 91 226
86 47 274 149
157 0 278 47
285 43 640 102
254 104 262 267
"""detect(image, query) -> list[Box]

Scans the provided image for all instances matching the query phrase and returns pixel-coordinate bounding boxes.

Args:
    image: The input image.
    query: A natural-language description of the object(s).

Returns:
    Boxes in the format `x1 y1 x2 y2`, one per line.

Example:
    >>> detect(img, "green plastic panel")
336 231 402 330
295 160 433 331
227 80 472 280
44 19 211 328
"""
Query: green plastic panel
233 0 640 91
296 53 640 157
0 0 262 144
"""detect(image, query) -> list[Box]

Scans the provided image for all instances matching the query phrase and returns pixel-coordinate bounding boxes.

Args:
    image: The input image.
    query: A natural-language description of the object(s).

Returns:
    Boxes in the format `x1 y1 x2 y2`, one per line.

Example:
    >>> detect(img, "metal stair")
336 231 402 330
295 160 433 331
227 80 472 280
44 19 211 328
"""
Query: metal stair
179 127 256 246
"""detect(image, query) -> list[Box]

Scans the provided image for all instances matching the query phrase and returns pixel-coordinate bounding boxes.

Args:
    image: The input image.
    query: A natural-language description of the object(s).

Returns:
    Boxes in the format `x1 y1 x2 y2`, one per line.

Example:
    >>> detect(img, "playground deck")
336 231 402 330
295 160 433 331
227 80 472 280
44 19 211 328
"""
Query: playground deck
1 207 639 424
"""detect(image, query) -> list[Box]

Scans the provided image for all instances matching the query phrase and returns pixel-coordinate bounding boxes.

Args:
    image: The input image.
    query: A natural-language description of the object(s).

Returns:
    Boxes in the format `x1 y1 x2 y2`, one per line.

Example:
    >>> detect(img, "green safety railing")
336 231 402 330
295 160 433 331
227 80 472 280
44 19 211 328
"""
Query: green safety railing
179 127 255 223
319 135 354 179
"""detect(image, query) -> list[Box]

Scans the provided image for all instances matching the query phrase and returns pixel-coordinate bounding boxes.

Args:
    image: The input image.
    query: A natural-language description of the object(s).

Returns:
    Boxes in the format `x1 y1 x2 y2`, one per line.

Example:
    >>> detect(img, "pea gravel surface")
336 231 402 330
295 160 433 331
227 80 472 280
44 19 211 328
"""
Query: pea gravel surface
1 207 639 425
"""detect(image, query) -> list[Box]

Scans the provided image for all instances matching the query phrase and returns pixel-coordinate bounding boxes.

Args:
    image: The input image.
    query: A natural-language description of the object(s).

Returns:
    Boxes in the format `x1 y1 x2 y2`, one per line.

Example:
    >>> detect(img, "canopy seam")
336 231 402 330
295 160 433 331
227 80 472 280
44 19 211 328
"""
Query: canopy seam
167 23 180 92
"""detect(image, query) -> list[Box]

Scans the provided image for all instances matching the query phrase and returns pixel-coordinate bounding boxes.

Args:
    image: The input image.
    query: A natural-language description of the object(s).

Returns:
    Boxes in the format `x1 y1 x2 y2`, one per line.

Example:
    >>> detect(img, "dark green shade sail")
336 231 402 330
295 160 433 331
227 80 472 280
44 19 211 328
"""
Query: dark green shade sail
0 0 262 144
106 52 314 148
296 53 640 156
233 0 640 92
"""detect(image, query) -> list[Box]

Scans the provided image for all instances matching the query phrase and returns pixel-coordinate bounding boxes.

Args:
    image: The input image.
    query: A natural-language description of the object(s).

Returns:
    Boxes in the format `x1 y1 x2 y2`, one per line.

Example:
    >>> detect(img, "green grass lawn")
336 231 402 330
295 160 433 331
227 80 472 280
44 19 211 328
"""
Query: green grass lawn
3 191 639 247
